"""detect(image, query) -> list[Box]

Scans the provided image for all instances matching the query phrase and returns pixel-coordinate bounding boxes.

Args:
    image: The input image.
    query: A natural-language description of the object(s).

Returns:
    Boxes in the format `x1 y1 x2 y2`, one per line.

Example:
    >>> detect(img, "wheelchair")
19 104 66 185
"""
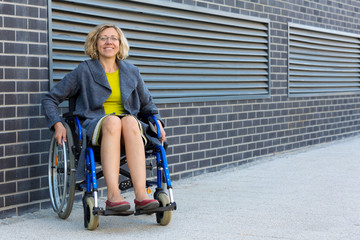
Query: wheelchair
47 106 176 230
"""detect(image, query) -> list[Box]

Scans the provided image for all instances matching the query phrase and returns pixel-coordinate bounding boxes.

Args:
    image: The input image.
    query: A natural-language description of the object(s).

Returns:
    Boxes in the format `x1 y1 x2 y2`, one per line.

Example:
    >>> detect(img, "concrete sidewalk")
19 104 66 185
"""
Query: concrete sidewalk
1 136 360 239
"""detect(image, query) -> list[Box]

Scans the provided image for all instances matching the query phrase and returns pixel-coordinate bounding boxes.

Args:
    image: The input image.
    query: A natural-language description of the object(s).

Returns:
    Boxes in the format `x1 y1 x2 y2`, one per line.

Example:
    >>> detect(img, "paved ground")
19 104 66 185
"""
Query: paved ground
1 135 360 239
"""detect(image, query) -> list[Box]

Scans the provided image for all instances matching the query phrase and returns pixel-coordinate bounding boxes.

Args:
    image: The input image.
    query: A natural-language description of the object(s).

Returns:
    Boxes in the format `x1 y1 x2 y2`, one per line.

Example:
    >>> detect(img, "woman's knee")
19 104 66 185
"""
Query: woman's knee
121 116 140 135
102 115 121 135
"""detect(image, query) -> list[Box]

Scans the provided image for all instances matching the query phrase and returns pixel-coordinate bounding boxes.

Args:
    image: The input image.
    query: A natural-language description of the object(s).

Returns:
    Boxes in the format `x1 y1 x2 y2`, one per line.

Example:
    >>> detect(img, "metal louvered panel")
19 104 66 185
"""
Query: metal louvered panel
49 0 270 103
288 23 360 97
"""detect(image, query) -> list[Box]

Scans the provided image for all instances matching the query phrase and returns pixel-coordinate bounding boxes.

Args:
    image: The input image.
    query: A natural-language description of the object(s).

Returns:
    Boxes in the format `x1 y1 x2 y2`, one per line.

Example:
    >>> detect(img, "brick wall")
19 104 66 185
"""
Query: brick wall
1 0 360 218
0 0 49 218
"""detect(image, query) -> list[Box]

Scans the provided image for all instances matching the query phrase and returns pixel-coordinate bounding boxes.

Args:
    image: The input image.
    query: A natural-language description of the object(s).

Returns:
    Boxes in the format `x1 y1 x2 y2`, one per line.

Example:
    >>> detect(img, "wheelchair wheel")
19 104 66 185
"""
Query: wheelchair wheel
48 122 76 219
84 196 99 231
156 192 172 226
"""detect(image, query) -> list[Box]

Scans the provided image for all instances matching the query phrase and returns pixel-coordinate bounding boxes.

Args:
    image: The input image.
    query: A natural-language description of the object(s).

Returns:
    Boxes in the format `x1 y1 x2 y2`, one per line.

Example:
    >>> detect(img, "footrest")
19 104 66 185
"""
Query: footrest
103 209 134 216
93 208 134 216
134 202 177 216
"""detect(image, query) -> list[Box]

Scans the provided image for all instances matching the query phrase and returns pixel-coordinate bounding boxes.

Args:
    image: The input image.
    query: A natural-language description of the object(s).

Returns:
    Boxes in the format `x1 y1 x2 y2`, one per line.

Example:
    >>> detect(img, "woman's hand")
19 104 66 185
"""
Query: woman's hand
54 122 67 146
157 120 166 142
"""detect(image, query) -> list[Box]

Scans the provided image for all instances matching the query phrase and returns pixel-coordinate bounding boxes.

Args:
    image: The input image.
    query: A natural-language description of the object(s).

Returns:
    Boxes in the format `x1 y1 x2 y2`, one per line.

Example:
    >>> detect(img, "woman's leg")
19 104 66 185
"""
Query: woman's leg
121 116 149 202
100 115 124 202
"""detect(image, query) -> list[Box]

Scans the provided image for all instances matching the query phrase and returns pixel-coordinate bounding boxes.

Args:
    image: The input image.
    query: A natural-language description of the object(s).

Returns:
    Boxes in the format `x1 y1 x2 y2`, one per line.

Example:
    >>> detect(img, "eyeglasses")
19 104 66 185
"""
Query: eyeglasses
98 36 120 42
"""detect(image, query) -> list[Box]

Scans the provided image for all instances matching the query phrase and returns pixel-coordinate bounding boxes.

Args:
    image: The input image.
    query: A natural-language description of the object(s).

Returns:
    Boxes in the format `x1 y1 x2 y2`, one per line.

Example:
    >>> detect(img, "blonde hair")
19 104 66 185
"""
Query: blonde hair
84 23 129 60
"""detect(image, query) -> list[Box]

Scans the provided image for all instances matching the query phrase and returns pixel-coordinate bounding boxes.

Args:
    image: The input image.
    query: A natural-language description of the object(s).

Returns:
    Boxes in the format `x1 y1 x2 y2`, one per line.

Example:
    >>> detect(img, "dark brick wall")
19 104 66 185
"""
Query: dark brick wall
0 0 49 218
1 0 360 218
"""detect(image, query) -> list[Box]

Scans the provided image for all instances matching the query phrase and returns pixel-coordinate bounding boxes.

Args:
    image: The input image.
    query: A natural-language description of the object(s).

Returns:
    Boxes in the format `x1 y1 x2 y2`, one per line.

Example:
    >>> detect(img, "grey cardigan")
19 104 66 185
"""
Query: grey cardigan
42 59 162 140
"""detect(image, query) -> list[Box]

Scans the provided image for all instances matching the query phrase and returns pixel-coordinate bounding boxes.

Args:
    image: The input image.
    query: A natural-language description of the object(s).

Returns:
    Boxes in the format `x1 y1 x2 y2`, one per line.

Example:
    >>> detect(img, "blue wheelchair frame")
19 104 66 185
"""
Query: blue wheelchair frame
69 114 176 219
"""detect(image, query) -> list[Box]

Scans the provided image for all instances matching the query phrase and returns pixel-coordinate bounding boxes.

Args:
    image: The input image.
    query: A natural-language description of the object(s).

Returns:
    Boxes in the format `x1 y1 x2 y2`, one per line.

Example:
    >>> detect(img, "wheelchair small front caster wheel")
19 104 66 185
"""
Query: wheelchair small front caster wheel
156 193 172 226
84 197 99 230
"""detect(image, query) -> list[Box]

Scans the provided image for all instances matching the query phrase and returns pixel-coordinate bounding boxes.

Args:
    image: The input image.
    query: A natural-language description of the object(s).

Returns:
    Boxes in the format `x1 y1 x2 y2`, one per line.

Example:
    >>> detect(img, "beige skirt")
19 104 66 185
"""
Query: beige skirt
91 114 147 146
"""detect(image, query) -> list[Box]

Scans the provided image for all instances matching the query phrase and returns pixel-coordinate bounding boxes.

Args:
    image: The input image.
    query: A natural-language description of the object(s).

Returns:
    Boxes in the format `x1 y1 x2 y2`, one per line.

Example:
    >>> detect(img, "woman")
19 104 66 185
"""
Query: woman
42 23 166 212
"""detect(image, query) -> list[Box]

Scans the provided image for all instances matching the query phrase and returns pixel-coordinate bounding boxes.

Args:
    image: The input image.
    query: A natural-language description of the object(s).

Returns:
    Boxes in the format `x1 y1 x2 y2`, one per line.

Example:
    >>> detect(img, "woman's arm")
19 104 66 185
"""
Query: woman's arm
41 67 80 144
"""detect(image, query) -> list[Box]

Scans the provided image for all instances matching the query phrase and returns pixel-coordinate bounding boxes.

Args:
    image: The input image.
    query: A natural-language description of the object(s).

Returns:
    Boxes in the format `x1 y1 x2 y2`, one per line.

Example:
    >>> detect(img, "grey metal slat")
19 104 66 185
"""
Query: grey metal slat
129 59 269 69
289 79 359 84
143 76 268 82
128 52 268 62
289 88 360 93
290 72 359 77
152 89 269 98
139 68 269 76
129 44 268 56
289 66 359 72
290 42 359 54
148 82 269 90
289 59 360 67
290 83 360 87
290 51 360 60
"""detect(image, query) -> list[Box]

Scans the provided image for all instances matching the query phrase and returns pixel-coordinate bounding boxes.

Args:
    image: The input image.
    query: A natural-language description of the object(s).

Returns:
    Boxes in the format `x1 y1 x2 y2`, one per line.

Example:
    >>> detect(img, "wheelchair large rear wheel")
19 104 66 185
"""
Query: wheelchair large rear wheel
48 122 76 219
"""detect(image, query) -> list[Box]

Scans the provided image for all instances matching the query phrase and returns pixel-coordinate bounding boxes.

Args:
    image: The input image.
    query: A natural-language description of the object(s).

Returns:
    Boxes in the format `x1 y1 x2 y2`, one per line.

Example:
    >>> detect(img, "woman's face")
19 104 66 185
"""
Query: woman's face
97 27 120 60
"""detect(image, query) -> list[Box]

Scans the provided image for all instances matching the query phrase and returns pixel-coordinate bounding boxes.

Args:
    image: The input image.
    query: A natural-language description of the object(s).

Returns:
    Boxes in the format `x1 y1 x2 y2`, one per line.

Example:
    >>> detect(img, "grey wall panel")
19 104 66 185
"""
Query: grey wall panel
49 0 270 103
288 23 360 97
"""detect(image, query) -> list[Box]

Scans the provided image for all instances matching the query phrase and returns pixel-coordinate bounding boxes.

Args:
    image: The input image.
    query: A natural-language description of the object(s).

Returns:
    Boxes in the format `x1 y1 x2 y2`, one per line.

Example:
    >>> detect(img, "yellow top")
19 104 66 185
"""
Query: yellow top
103 70 126 115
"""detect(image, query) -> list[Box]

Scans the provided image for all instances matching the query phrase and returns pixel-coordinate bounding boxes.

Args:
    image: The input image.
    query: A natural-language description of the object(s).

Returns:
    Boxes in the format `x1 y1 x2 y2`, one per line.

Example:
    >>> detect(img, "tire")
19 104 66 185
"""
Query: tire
84 197 99 231
48 122 76 219
156 193 172 226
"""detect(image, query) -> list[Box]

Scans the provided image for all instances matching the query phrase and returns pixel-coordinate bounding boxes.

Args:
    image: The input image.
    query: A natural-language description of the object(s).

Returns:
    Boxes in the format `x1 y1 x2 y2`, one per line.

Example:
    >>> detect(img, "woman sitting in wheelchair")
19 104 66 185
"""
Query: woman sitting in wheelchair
42 23 166 212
